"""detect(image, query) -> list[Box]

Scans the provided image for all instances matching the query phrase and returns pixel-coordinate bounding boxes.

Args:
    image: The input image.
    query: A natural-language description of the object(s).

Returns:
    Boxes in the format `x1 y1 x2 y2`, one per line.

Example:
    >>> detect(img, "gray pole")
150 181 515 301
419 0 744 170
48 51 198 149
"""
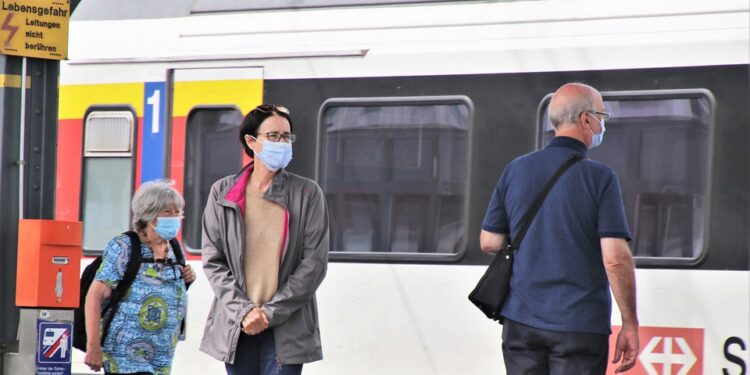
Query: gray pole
18 57 26 221
0 22 73 375
0 0 81 369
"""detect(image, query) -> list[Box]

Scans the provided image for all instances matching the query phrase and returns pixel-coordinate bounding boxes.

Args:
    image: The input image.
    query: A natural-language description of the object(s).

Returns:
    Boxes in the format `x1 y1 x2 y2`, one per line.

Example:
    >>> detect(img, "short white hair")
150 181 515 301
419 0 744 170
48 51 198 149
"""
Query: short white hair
549 83 600 128
131 180 184 232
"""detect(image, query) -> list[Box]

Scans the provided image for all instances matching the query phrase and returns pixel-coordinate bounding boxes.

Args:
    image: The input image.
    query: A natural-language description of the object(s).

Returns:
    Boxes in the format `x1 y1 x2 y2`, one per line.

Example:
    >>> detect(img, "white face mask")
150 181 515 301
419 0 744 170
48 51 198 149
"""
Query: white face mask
253 138 293 172
587 114 606 149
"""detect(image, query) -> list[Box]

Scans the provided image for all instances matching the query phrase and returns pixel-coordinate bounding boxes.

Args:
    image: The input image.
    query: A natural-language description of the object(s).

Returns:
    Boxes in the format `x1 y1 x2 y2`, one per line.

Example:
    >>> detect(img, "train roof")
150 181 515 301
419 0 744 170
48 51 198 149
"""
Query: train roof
72 0 466 20
64 0 749 83
72 0 194 20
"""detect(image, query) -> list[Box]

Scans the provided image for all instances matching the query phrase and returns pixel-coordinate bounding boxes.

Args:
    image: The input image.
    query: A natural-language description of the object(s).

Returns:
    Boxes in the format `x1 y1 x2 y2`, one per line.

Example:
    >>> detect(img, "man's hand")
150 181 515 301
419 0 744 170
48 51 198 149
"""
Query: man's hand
612 323 639 373
241 307 269 335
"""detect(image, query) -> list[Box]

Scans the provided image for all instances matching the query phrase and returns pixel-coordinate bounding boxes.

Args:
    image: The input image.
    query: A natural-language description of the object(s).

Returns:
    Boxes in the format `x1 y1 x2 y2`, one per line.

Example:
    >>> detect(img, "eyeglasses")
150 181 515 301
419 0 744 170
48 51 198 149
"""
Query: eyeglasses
586 110 611 121
257 132 296 144
254 104 290 115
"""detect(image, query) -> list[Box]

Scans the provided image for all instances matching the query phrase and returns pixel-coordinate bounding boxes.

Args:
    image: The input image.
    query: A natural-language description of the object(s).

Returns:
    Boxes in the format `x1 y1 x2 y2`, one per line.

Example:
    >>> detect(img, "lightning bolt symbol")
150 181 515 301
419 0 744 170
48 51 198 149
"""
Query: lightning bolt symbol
1 13 19 47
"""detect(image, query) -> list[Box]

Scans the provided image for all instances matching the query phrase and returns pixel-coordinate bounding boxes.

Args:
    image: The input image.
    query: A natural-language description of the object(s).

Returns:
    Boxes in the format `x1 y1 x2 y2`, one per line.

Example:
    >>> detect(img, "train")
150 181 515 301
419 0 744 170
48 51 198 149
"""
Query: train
56 0 749 374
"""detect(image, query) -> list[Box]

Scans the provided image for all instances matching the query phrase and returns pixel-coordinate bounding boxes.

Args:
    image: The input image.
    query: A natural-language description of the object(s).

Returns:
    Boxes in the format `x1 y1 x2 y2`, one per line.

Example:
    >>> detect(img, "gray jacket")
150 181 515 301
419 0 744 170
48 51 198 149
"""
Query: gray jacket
199 164 329 364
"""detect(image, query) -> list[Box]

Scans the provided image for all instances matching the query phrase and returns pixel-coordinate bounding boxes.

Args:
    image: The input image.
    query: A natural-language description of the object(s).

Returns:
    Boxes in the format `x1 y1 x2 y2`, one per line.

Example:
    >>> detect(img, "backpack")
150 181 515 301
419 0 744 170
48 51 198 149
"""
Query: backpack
73 231 187 352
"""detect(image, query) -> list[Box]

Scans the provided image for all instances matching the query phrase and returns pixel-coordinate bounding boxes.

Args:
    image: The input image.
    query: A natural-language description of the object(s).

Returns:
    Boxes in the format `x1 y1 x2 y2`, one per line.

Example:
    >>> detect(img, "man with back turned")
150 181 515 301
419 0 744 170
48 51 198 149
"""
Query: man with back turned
480 83 639 374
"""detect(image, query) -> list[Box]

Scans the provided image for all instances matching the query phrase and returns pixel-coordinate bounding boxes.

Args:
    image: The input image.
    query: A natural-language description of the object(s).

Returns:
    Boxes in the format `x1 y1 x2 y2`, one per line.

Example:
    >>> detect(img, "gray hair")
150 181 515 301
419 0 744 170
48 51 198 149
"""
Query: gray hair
548 83 600 128
131 180 185 233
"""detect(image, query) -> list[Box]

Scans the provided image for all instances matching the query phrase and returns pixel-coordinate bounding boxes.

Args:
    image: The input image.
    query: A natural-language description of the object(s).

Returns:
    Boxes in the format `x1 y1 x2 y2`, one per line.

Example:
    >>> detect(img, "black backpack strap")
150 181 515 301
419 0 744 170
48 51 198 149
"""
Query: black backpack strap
510 154 582 250
169 238 192 289
169 238 185 266
100 231 142 344
118 231 143 289
168 238 190 337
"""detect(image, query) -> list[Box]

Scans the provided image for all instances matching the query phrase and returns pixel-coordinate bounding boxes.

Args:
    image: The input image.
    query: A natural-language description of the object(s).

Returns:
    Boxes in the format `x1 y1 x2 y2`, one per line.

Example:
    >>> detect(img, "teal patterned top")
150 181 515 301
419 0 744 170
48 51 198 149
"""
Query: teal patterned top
95 234 187 375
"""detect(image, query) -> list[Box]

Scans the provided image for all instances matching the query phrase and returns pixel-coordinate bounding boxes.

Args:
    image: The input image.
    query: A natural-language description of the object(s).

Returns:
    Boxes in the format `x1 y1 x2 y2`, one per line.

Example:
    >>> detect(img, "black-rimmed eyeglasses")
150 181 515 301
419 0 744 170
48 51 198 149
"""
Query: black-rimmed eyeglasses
257 132 296 144
586 110 611 121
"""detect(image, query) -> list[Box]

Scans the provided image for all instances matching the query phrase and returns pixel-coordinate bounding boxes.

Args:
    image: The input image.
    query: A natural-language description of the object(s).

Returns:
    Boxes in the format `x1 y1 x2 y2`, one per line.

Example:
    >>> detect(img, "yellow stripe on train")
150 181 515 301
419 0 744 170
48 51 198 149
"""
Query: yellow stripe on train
173 79 263 117
59 79 263 120
59 83 144 120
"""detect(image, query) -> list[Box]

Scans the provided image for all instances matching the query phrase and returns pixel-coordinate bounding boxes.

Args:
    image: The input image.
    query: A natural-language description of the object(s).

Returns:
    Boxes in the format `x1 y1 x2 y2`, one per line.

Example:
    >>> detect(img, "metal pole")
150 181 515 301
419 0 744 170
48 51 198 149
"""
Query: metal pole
18 57 27 220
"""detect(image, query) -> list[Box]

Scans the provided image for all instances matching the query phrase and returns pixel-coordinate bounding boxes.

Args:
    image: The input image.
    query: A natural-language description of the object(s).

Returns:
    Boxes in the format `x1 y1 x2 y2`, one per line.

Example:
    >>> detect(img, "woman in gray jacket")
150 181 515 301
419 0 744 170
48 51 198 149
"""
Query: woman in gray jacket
200 104 329 375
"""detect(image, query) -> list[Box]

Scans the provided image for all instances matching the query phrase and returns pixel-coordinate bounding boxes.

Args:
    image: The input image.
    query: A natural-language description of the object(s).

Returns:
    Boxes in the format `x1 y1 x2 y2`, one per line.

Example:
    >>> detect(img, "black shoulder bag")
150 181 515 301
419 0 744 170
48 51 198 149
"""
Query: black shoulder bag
469 154 582 322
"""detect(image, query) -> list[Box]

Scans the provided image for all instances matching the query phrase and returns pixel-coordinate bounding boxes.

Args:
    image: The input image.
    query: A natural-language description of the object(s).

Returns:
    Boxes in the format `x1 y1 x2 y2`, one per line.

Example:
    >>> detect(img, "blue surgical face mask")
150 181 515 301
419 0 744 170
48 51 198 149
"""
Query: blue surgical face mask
589 116 606 149
154 217 181 240
255 139 293 172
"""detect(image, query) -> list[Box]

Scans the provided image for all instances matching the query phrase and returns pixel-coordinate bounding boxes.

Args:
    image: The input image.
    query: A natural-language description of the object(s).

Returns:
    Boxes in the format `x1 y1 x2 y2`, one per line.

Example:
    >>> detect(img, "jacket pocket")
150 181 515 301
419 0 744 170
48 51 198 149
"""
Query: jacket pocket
283 304 315 338
200 299 235 362
303 304 315 335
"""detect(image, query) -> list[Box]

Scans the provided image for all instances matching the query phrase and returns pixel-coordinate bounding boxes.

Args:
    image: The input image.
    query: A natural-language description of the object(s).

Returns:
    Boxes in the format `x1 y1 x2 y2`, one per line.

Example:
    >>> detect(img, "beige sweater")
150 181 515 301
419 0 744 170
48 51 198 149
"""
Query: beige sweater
244 185 284 306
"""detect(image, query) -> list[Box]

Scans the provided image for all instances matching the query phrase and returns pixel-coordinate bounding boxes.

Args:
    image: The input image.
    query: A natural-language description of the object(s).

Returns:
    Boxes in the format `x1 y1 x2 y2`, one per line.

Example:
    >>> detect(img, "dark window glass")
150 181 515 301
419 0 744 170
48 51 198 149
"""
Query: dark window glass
183 108 243 252
540 94 712 260
321 101 470 256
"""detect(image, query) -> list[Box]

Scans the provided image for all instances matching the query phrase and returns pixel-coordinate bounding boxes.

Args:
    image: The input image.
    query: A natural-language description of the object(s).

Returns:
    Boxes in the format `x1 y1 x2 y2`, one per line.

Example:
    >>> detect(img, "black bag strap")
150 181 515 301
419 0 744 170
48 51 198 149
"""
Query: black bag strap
168 238 192 289
100 231 142 344
509 154 582 250
169 238 186 266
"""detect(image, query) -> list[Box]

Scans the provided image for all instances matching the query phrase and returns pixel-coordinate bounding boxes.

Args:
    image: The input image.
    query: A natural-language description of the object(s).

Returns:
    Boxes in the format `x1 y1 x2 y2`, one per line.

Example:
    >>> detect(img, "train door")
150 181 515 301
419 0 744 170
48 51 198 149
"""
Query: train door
79 109 137 252
169 67 263 254
57 82 143 253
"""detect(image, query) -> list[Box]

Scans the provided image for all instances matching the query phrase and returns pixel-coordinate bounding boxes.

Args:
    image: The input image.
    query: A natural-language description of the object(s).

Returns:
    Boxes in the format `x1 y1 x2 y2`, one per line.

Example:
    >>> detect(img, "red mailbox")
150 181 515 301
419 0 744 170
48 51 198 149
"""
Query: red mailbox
16 219 82 308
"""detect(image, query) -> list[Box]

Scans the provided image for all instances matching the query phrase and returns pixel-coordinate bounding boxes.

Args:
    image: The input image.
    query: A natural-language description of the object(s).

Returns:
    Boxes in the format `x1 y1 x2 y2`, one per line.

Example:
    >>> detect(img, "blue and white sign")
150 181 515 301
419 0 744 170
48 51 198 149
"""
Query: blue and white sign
142 81 167 183
36 320 72 375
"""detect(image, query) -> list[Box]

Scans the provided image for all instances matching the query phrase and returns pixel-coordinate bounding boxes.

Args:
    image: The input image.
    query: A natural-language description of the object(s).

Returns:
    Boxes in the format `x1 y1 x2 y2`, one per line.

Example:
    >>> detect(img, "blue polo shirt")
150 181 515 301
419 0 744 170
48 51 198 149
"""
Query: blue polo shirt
482 136 630 335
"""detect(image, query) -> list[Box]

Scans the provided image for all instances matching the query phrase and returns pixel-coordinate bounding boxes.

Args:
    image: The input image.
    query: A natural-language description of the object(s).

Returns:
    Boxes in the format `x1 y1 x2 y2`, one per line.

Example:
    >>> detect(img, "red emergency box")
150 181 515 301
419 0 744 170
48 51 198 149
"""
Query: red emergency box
16 219 82 308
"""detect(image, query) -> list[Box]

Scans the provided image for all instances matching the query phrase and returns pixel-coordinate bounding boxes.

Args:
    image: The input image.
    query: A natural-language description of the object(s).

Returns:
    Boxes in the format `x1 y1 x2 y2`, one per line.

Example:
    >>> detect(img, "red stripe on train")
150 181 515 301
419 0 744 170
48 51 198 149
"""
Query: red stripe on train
55 119 82 221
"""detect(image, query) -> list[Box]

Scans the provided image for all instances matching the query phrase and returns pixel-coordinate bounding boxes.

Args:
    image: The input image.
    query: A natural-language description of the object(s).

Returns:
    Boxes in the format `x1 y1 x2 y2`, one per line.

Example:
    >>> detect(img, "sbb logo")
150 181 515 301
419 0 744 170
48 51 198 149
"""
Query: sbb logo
607 326 704 375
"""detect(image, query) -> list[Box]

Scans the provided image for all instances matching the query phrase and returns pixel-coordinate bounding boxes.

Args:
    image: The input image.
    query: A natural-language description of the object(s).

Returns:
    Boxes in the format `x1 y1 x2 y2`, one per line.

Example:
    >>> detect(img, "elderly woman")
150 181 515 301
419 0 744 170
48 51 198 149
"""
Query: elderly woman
200 104 329 375
84 180 197 375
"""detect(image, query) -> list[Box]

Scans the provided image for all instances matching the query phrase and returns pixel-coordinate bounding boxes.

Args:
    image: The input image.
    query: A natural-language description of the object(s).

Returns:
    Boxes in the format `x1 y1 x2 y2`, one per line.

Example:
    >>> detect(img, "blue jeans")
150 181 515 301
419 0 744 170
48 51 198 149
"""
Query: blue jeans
226 329 303 375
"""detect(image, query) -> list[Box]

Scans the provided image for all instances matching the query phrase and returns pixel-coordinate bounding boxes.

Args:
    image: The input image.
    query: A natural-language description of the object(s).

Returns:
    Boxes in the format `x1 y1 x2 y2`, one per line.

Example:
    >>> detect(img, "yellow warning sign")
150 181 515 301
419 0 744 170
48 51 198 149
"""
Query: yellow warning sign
0 0 69 60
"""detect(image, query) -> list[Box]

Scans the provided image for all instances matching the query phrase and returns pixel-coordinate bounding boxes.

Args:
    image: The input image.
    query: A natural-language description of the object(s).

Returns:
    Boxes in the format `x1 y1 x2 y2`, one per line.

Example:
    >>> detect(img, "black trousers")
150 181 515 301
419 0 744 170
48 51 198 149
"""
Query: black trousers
502 319 609 375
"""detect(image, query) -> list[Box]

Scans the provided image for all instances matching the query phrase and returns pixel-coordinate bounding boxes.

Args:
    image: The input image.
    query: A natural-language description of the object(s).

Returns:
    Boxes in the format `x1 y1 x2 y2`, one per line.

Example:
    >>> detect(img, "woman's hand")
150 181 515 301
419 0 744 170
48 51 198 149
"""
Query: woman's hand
180 264 196 284
241 307 269 335
84 345 104 372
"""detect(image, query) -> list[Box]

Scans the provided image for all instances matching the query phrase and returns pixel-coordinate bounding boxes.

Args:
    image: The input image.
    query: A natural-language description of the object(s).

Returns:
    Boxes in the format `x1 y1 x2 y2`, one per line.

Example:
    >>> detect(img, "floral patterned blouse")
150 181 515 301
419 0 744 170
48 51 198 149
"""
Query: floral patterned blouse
94 234 187 375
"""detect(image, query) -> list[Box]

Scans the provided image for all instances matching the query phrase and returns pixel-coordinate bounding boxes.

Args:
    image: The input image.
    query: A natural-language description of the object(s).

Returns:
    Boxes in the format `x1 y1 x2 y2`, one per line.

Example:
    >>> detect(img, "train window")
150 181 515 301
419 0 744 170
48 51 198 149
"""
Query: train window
81 110 136 253
319 97 472 261
182 108 243 253
538 90 713 264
